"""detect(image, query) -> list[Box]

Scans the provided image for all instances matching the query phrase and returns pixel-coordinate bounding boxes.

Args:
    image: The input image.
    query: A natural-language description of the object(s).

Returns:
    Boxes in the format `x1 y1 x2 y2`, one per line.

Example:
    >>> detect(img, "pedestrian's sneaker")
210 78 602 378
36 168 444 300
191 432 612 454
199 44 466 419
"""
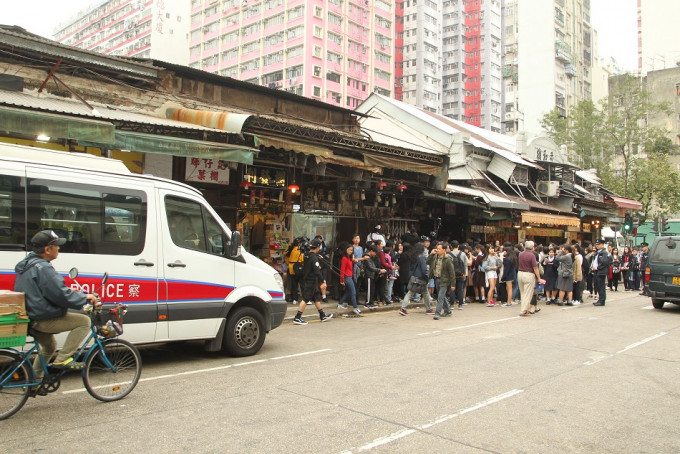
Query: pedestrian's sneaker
486 301 497 307
442 311 452 317
458 305 463 310
337 304 346 310
502 303 512 307
353 308 362 315
572 300 581 305
293 317 308 325
322 297 328 303
433 313 440 320
425 309 435 314
292 300 298 305
321 313 333 322
398 308 408 316
364 303 377 310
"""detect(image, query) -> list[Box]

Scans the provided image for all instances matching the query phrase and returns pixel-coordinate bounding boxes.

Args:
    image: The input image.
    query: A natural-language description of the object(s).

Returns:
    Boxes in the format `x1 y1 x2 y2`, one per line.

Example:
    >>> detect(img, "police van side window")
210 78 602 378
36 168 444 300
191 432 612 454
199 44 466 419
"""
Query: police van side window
27 179 146 255
0 175 26 250
165 196 225 256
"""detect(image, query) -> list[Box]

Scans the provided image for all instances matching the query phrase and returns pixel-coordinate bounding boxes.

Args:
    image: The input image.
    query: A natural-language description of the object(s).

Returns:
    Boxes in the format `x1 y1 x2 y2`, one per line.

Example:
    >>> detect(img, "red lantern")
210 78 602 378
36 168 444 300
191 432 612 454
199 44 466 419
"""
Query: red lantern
377 180 387 190
239 175 253 189
396 182 408 193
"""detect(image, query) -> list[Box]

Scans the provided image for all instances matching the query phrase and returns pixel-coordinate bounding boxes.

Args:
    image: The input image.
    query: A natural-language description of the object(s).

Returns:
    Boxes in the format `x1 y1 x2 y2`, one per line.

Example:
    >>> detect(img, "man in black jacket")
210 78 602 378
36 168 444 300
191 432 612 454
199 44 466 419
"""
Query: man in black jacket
14 230 99 372
293 238 333 325
592 239 611 306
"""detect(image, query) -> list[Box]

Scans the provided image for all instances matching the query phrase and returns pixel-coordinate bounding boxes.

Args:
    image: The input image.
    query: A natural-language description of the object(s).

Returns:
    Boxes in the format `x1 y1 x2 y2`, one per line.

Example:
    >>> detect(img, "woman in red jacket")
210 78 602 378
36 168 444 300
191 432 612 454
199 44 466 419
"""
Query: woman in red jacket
338 243 362 315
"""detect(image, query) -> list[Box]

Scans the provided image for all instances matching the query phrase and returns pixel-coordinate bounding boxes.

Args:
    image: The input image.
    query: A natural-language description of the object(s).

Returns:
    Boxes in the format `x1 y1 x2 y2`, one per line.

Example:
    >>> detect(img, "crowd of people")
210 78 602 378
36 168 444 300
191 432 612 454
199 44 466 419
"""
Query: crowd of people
283 224 651 324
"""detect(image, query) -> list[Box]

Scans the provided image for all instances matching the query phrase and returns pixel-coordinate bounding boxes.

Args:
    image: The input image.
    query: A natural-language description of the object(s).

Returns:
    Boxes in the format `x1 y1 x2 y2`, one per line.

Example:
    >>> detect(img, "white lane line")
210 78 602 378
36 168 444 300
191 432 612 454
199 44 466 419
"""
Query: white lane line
418 316 519 336
616 332 667 354
271 349 331 360
584 332 667 366
348 389 524 452
62 349 329 394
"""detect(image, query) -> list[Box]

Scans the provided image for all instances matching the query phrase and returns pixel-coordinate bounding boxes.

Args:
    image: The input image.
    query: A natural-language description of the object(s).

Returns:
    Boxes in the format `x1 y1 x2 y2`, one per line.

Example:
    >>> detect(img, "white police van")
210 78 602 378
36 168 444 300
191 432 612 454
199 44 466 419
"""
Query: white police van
0 144 286 356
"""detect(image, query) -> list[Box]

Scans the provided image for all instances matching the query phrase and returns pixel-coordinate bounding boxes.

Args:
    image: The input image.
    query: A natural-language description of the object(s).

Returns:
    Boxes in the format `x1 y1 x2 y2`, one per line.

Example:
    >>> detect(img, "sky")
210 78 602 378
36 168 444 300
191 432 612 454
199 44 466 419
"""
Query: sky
2 0 639 72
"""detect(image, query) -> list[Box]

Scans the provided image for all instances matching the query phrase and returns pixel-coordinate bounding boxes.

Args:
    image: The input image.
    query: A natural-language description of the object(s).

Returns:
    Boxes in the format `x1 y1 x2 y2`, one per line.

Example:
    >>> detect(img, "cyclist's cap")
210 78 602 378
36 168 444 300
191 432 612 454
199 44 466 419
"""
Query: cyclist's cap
31 230 67 248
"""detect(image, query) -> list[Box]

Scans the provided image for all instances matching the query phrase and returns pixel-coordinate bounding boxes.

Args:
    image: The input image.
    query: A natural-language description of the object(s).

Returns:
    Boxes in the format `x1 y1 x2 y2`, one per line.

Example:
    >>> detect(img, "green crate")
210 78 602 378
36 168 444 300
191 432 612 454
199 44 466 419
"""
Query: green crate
0 335 27 348
0 313 29 347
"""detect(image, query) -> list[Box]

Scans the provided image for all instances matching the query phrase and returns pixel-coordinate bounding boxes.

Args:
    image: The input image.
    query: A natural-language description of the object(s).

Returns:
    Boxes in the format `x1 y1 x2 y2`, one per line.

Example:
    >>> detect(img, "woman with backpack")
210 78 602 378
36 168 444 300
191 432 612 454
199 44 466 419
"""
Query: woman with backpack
398 242 433 316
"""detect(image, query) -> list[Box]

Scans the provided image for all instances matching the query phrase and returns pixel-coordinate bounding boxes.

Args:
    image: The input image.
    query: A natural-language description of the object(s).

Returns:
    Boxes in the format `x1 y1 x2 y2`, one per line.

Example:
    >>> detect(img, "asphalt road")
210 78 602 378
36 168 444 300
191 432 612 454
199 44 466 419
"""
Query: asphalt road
2 291 679 453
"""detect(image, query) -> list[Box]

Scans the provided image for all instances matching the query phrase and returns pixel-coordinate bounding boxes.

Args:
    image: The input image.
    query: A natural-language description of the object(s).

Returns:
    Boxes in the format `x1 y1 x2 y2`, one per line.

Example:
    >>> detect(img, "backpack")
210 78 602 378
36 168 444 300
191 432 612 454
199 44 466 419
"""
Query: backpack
450 250 466 278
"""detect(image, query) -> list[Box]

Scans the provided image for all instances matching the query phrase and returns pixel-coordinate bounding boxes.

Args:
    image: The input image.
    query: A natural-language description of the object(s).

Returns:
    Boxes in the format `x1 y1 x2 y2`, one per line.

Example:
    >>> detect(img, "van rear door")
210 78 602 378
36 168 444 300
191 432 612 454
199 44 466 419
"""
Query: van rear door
24 167 160 343
158 189 235 341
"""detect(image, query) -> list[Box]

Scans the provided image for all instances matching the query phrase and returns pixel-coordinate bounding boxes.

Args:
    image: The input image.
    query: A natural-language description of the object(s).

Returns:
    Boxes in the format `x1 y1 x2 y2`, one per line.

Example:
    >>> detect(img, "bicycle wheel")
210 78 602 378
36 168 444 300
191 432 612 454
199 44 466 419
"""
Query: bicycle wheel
83 339 142 402
0 351 32 420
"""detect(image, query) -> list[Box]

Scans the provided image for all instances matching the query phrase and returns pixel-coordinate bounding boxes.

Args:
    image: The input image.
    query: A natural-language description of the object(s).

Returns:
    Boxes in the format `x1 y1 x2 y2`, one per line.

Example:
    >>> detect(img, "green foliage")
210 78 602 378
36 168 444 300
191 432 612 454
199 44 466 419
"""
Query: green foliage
541 72 678 219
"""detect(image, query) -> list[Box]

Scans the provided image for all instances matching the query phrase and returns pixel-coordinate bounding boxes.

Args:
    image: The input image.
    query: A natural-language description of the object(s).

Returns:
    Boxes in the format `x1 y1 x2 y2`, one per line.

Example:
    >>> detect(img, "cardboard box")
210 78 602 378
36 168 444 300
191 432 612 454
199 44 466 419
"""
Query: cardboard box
0 290 26 317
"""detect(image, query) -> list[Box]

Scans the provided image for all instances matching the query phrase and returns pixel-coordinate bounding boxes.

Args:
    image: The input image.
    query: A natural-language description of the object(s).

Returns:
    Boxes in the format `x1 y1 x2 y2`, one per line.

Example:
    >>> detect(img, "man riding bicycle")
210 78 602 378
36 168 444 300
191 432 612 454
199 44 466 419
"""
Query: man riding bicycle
14 230 99 372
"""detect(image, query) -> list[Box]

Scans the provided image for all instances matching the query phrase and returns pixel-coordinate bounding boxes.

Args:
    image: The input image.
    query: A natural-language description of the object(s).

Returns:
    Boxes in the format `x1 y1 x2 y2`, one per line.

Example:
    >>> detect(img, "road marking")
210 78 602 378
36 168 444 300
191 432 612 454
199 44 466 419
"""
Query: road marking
62 349 330 394
641 305 654 310
344 389 524 452
616 332 667 353
584 332 667 366
418 316 519 336
271 349 331 360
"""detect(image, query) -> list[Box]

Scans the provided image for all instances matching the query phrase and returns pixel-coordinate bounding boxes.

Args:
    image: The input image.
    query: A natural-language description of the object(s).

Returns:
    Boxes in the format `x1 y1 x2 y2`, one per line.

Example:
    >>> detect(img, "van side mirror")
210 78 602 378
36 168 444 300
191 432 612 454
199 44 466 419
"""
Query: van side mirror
226 230 241 258
68 267 78 279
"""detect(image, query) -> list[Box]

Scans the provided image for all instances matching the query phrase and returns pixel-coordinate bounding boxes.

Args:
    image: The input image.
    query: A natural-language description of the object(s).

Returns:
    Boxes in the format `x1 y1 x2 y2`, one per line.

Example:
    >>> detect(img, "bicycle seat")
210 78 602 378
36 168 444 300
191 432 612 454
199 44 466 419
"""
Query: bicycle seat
27 324 45 339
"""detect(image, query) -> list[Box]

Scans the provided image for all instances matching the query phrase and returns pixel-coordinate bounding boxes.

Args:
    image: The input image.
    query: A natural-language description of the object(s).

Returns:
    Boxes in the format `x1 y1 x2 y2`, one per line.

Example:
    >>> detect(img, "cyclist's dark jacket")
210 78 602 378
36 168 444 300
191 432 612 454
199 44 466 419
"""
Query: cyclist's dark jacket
14 252 87 321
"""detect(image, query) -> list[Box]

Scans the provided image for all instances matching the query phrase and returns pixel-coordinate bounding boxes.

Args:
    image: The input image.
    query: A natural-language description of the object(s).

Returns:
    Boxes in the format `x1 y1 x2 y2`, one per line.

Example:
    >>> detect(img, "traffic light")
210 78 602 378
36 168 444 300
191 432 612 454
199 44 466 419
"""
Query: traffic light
623 212 633 232
662 217 670 233
652 218 659 234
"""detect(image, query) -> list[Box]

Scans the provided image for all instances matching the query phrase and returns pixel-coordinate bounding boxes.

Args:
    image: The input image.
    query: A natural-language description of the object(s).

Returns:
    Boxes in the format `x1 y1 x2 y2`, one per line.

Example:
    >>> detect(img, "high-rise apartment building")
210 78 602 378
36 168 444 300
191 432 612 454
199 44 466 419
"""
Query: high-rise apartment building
503 0 593 135
396 0 503 132
54 0 189 65
188 0 394 109
637 0 680 75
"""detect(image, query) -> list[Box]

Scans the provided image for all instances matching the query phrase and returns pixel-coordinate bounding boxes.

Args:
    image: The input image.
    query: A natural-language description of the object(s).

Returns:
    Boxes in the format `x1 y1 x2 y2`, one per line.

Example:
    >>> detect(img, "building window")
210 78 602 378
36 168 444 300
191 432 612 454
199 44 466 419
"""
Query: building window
313 86 321 97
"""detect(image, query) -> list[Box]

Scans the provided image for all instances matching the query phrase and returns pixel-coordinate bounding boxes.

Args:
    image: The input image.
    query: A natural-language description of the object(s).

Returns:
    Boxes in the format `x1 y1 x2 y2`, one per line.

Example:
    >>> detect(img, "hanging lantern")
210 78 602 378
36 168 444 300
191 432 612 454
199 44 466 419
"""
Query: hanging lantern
287 183 300 193
396 182 408 193
239 175 253 189
377 180 387 190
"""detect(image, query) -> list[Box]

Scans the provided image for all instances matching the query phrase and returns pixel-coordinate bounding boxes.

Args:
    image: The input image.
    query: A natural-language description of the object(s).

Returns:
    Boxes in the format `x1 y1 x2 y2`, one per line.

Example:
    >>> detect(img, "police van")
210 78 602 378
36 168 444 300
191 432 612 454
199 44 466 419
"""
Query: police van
0 144 286 356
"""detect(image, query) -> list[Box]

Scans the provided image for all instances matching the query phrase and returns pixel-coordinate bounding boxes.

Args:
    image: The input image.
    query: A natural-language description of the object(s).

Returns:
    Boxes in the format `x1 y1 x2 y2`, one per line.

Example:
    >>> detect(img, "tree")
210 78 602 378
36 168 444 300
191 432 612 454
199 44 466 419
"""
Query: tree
540 100 609 173
603 74 672 196
628 152 680 222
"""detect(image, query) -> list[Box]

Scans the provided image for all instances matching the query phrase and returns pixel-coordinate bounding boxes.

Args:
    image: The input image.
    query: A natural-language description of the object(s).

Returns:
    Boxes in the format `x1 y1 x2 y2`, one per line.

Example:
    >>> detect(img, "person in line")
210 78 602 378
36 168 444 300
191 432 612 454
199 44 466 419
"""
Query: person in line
621 246 634 291
338 243 361 315
292 238 333 325
592 238 610 306
517 241 546 316
471 244 487 303
542 248 559 304
391 241 404 301
431 241 456 320
381 241 399 304
366 225 386 246
14 230 100 376
572 245 584 304
638 243 649 294
583 246 595 298
630 246 641 291
448 241 468 310
399 242 433 315
483 246 502 306
500 246 518 307
610 247 622 292
555 245 575 305
284 238 304 304
363 244 385 310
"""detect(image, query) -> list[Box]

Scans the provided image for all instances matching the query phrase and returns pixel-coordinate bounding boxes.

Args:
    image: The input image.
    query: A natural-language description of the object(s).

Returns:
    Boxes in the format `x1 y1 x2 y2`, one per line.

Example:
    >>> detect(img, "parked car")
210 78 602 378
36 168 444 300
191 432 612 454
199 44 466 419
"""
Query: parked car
645 235 680 309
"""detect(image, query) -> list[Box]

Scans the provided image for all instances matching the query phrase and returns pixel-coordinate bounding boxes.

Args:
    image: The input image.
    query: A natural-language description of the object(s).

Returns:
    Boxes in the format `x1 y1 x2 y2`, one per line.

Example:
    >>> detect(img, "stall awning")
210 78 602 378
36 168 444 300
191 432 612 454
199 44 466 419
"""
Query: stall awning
163 106 252 134
521 212 581 228
82 131 257 164
608 195 642 211
0 105 115 143
445 184 530 210
423 190 478 207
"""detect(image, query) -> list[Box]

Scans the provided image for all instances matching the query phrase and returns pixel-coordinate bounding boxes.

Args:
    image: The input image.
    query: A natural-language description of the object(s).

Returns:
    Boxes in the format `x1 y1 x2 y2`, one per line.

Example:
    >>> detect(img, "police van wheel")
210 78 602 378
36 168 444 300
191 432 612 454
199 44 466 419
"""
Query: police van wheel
223 307 266 357
652 299 665 309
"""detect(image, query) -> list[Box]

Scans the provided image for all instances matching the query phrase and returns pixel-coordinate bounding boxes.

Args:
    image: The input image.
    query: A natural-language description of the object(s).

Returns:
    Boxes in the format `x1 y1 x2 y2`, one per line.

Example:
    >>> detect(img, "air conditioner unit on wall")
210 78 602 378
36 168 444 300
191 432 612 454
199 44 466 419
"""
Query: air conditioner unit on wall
537 180 559 197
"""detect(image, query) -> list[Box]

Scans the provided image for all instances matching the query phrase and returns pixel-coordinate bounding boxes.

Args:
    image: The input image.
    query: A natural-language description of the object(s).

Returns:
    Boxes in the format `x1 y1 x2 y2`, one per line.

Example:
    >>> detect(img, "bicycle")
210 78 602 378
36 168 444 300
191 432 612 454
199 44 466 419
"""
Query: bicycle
0 269 142 420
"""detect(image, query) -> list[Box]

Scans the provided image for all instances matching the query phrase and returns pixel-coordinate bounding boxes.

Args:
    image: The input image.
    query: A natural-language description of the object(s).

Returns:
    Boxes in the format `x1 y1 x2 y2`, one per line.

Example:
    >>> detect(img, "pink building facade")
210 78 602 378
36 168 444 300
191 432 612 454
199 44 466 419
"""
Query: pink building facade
189 0 395 109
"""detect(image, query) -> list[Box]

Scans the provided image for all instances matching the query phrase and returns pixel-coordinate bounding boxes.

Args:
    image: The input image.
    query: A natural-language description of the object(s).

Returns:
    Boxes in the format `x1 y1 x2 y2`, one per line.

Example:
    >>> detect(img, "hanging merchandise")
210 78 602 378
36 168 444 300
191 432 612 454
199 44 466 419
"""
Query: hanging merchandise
250 189 256 205
259 190 265 205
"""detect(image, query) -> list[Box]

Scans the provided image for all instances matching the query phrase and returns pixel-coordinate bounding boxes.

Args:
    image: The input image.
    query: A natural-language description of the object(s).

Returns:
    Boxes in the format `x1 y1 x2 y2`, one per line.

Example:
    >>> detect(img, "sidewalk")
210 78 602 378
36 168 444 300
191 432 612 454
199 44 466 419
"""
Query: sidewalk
284 296 425 321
